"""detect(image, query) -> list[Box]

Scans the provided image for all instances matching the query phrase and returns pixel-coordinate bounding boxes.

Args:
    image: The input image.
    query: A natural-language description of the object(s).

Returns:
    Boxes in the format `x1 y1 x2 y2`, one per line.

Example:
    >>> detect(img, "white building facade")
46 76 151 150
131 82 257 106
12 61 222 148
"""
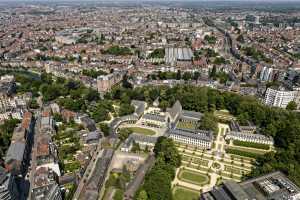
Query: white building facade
264 88 296 108
169 129 213 149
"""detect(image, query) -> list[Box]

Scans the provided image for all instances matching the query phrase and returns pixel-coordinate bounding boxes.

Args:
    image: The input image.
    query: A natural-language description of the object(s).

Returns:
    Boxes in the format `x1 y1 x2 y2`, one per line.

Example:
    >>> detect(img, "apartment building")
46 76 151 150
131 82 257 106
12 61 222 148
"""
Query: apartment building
31 167 62 200
264 88 296 108
97 72 123 93
0 166 20 200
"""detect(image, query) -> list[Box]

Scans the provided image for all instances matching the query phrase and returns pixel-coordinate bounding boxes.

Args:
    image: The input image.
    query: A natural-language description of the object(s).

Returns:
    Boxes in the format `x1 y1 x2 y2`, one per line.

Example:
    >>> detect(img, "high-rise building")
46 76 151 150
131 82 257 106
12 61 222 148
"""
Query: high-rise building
97 72 123 93
0 166 20 200
260 67 273 82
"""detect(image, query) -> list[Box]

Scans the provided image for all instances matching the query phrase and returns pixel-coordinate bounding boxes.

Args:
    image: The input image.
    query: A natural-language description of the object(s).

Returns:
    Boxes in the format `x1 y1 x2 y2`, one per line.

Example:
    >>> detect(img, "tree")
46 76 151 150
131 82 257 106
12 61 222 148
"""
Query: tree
90 106 110 123
122 74 133 89
29 99 39 109
237 34 245 43
53 113 63 122
176 70 181 80
141 137 180 200
85 88 100 102
132 141 141 153
182 72 192 81
210 65 217 79
287 101 297 110
199 112 218 135
154 137 181 168
119 103 135 116
136 190 148 200
148 48 165 59
0 118 20 157
193 71 201 81
118 128 132 141
99 123 110 137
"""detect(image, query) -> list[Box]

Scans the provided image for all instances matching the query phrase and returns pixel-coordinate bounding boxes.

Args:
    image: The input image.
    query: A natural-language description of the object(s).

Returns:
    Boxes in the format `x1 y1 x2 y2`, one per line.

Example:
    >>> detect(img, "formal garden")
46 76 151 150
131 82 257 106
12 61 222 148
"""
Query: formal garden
172 186 200 200
178 169 210 186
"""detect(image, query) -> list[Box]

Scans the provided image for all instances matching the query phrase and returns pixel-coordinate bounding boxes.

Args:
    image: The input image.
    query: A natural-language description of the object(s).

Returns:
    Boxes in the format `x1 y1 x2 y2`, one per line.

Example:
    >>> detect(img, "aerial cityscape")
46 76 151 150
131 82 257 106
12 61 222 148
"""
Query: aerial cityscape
1 0 300 200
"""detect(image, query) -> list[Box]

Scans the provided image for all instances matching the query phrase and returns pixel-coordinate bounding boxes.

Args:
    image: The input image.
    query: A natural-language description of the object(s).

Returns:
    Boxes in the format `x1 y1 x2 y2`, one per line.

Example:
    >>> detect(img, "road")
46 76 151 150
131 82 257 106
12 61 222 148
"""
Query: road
124 154 155 200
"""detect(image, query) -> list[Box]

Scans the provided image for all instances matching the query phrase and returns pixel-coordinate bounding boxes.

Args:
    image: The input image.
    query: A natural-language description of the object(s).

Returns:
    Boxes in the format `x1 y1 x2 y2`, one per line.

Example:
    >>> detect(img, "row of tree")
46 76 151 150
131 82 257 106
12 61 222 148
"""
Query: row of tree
135 137 181 200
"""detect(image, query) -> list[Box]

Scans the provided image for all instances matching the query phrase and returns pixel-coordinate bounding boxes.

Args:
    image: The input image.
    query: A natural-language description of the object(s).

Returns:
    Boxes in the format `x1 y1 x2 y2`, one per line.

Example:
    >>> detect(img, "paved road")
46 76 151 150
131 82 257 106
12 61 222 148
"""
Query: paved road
124 154 155 200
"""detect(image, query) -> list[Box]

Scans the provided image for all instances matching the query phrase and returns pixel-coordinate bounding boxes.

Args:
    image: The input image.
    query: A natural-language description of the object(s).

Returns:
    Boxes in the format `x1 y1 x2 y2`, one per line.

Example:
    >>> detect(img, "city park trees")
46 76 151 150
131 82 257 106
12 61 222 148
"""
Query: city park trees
11 70 300 186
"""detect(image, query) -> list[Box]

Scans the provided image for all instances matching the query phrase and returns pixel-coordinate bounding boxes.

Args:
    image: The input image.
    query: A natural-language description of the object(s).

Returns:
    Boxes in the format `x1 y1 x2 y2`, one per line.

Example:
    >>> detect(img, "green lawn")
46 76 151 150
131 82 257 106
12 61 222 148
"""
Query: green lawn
176 121 197 130
173 186 199 200
127 127 156 136
179 169 209 185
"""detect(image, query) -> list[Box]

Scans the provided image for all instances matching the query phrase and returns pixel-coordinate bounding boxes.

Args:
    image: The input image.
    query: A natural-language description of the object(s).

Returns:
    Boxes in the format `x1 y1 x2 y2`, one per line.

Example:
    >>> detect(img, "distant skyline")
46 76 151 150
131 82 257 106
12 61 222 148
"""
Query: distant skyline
1 0 300 2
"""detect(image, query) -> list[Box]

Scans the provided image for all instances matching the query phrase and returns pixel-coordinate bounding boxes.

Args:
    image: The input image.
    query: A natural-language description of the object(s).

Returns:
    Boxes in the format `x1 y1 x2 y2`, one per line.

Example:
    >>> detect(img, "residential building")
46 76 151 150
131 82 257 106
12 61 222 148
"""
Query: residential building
40 111 55 134
264 88 296 108
5 125 31 176
165 47 193 66
97 72 123 93
31 167 62 200
84 130 102 145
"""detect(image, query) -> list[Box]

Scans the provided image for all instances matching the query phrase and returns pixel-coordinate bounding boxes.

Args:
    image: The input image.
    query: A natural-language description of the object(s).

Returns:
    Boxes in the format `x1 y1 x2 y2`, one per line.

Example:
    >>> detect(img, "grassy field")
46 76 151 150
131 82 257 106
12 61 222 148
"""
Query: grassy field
214 110 235 121
127 127 156 136
179 169 209 185
176 121 197 130
173 186 199 200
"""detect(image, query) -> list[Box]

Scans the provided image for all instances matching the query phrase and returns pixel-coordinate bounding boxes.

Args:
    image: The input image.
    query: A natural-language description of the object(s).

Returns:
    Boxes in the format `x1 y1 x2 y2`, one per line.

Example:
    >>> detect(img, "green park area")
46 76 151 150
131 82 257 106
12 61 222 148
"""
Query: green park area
178 169 209 186
173 186 199 200
214 110 235 122
53 123 83 173
126 127 156 136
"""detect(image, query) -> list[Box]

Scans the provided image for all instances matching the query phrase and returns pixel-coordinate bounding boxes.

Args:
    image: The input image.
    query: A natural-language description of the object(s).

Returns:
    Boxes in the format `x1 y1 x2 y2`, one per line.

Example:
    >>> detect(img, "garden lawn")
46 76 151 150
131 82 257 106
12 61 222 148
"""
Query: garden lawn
179 169 209 185
176 121 197 130
127 127 156 136
173 186 199 200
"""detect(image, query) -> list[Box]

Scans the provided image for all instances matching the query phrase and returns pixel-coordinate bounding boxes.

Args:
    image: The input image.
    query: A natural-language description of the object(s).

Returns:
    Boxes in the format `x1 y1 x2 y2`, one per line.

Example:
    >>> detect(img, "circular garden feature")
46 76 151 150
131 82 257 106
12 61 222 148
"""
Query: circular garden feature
212 162 221 170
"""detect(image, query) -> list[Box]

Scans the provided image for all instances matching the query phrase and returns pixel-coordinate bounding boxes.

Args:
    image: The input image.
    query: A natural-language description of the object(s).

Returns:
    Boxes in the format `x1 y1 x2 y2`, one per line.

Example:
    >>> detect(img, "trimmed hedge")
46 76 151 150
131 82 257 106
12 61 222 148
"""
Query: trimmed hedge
225 148 260 159
233 140 270 150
